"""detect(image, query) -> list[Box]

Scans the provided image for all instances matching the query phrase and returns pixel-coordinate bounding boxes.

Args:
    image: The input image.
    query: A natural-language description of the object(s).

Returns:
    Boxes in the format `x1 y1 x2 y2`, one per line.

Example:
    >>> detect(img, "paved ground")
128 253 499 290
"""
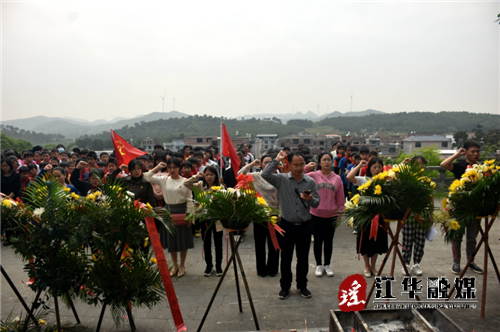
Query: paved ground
2 217 500 332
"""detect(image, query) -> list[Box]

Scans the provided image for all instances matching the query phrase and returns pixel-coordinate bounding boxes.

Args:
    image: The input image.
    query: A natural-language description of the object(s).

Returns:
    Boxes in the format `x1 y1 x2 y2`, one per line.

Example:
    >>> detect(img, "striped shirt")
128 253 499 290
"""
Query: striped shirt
261 159 320 223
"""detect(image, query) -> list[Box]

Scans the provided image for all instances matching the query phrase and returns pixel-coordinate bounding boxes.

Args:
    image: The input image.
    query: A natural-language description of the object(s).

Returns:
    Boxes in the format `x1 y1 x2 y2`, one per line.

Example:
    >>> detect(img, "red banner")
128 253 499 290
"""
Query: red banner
144 216 187 332
221 123 240 183
110 130 147 167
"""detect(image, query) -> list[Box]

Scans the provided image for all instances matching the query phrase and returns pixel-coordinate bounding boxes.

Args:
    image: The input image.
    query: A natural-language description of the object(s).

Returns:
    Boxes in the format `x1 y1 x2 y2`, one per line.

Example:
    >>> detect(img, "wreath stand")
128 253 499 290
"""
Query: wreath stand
366 208 422 302
446 204 500 318
0 265 40 329
197 230 260 332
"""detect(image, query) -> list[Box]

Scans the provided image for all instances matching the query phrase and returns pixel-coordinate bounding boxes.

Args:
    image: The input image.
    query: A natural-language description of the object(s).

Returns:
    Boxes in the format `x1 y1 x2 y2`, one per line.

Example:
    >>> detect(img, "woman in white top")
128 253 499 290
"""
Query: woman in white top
144 157 195 278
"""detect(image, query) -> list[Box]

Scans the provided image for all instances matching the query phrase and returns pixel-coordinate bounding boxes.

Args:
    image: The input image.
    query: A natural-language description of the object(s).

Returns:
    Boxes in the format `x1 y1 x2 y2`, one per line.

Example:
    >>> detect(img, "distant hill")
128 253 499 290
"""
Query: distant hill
237 109 384 123
9 111 190 139
318 109 385 120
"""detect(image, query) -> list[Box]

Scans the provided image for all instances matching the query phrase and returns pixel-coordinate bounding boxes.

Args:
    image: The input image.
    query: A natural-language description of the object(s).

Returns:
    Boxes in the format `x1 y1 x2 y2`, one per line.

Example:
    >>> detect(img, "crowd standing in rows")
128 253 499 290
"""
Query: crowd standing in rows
1 139 484 300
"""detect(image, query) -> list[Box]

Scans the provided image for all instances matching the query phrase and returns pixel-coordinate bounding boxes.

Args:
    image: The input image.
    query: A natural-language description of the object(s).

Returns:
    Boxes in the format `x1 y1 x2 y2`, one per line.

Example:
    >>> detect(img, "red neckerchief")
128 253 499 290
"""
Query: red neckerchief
21 178 30 199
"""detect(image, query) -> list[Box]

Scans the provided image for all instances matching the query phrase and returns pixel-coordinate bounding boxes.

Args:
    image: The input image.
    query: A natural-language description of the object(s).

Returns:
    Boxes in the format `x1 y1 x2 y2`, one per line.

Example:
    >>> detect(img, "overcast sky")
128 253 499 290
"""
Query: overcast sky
2 0 499 122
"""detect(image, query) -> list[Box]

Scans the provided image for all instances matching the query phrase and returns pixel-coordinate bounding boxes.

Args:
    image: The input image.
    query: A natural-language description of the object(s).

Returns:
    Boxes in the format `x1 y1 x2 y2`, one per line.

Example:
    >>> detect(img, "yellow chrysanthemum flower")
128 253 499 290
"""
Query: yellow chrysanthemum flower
450 220 460 230
63 187 71 193
430 182 436 189
94 191 102 196
2 199 12 207
257 196 267 206
352 194 360 206
392 166 400 173
441 198 448 209
484 159 495 165
146 202 153 210
70 193 80 200
86 194 96 201
358 180 372 192
270 216 278 225
150 257 157 264
144 237 150 247
211 186 222 191
449 179 462 193
374 185 382 195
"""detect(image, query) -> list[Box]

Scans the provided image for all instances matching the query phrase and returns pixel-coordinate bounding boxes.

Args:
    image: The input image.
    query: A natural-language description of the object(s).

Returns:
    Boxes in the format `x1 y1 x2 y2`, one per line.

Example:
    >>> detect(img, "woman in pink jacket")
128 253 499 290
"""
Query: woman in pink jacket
306 152 345 277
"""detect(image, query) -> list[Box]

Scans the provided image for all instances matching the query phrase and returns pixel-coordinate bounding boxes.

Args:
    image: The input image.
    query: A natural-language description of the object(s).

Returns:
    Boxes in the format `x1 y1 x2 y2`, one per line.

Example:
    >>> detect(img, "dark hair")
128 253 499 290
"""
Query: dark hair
8 156 19 165
59 162 69 168
87 151 98 160
90 168 105 179
359 146 369 154
41 150 50 156
411 156 427 165
350 146 360 153
287 151 305 163
187 157 198 166
351 153 361 161
33 145 43 153
34 151 42 156
53 166 66 176
27 164 38 171
19 166 30 174
97 161 106 167
193 151 204 158
99 152 109 157
128 159 143 174
317 152 333 171
181 161 193 170
60 150 69 157
366 158 384 178
68 161 76 166
464 140 481 150
337 144 346 150
107 157 117 166
153 152 168 171
332 141 340 148
369 151 378 158
50 148 58 153
283 146 290 152
24 151 34 158
154 144 164 150
183 145 192 151
39 162 49 170
167 157 181 169
56 144 66 150
203 166 220 187
138 155 149 161
261 154 273 164
205 149 214 160
72 147 81 154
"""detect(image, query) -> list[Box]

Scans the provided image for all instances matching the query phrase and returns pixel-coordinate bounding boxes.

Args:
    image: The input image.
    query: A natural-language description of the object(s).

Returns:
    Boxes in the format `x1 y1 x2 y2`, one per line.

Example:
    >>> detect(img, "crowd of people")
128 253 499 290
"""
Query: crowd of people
1 139 485 299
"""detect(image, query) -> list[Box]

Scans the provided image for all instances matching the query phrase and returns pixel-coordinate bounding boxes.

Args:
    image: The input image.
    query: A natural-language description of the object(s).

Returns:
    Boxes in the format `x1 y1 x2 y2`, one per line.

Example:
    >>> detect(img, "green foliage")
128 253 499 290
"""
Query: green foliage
1 133 33 151
394 145 446 178
443 160 500 243
3 177 174 328
188 180 273 230
340 162 436 232
453 130 468 148
1 125 66 146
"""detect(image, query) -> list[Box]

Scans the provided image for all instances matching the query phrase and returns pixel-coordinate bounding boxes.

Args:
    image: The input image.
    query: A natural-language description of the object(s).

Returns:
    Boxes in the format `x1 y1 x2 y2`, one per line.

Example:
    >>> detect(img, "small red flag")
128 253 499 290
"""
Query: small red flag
110 130 147 167
221 123 240 183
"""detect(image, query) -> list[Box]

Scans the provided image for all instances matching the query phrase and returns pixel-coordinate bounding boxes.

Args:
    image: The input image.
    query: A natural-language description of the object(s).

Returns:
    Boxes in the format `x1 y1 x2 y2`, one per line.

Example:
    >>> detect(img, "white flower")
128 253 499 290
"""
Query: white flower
126 191 135 197
33 207 45 217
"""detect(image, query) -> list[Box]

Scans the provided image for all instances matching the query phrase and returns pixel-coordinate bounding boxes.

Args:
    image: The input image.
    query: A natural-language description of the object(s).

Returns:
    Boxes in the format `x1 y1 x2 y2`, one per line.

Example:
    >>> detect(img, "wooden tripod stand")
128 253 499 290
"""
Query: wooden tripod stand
446 204 500 318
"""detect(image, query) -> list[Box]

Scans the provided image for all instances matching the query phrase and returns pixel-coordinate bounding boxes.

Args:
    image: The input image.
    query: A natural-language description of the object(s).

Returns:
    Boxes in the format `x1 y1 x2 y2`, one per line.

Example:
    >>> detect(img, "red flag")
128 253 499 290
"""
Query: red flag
221 123 240 183
111 130 147 167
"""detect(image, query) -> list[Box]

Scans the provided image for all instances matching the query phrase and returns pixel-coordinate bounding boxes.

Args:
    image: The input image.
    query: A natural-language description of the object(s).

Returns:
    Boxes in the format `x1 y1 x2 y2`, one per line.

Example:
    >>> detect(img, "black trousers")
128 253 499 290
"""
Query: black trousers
253 223 279 276
278 219 312 290
200 221 223 269
311 215 337 266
